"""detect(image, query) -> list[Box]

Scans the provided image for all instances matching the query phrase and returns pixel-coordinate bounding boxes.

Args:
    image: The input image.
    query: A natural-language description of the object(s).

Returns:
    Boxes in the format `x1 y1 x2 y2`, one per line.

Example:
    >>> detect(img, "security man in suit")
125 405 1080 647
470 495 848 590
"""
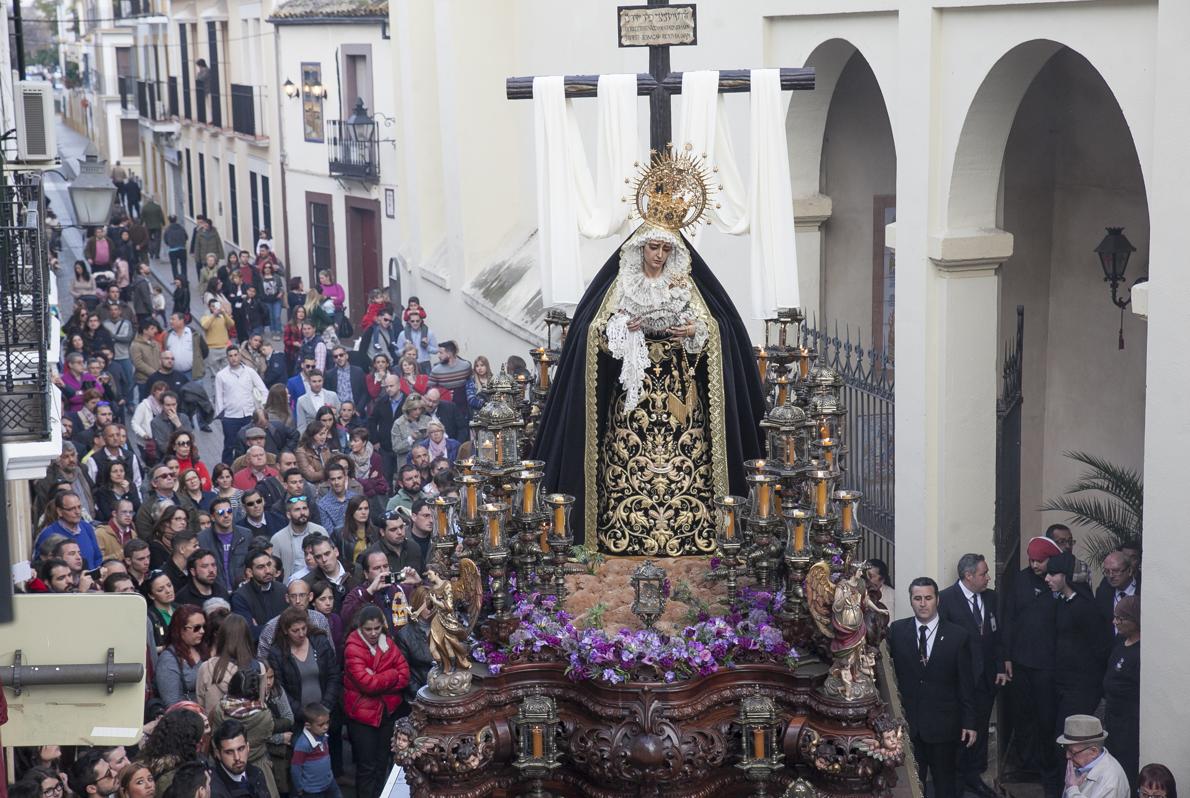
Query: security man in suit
939 553 1009 798
888 576 977 798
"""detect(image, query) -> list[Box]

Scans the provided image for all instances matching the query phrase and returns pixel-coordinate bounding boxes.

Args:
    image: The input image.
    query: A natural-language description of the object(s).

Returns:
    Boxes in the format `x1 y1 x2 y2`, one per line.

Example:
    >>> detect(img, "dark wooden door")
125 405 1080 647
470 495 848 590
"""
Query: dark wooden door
344 198 381 323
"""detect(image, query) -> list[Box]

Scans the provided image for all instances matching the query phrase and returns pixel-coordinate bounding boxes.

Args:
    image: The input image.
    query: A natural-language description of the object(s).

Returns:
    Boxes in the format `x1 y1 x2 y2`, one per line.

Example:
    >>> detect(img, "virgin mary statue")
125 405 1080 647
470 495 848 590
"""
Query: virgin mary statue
533 148 766 556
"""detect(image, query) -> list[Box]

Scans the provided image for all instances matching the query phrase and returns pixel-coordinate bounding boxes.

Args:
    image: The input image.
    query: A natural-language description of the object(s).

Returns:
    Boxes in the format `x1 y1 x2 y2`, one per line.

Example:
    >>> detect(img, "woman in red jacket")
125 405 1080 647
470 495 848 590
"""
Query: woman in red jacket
342 605 410 798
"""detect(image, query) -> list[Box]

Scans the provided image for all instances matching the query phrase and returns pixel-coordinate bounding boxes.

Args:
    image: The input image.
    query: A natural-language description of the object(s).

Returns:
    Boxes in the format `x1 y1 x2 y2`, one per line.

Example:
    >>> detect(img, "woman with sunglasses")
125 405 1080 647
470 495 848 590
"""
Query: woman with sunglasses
154 604 209 706
167 430 210 491
211 463 244 516
150 505 191 569
142 569 177 654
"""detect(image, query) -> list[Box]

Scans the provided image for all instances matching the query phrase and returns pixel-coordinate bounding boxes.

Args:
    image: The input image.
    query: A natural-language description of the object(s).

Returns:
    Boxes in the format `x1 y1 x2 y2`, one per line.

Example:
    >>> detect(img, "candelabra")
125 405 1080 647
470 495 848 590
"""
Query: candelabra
714 495 745 605
429 495 459 576
544 493 575 602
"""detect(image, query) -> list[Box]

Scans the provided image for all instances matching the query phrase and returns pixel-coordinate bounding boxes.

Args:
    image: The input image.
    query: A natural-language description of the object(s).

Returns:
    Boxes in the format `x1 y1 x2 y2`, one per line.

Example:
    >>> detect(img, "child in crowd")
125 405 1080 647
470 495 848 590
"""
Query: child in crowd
359 288 390 331
402 296 426 324
291 703 340 798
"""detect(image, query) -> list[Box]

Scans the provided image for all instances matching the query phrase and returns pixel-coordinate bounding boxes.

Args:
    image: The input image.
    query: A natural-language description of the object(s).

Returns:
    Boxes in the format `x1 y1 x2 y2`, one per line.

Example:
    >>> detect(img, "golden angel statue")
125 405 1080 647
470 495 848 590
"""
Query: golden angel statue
417 559 482 696
805 561 889 701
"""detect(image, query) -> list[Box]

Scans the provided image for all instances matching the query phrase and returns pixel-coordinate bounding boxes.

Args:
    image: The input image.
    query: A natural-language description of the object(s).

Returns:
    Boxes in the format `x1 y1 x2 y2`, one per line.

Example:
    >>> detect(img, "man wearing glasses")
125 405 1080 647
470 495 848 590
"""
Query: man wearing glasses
1095 550 1140 631
35 491 103 569
1057 715 1129 798
135 465 198 540
324 346 367 409
199 496 253 592
68 749 120 798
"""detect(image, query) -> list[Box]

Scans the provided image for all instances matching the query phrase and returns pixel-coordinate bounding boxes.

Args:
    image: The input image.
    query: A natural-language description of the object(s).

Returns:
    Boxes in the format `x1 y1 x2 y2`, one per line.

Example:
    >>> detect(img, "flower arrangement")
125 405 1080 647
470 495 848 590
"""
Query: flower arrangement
471 587 799 684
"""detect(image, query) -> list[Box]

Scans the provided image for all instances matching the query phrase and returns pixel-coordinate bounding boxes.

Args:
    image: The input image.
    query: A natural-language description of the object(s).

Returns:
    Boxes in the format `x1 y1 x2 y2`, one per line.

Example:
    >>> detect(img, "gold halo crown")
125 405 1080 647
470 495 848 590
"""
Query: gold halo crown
624 143 719 233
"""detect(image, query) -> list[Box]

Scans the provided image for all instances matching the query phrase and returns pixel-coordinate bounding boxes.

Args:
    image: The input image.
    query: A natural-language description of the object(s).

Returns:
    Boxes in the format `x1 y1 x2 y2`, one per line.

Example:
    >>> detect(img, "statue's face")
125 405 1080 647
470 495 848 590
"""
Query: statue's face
643 239 672 274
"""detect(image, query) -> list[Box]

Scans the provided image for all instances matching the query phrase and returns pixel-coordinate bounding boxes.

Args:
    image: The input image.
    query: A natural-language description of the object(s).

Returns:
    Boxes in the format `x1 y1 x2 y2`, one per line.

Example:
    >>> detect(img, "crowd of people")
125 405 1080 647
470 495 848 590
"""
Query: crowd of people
14 205 512 798
879 527 1162 798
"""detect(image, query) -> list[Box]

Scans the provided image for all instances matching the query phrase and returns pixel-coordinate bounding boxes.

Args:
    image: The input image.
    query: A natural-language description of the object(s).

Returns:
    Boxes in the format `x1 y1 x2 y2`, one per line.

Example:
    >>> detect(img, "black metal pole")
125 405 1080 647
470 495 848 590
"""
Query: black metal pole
0 150 11 625
11 0 25 77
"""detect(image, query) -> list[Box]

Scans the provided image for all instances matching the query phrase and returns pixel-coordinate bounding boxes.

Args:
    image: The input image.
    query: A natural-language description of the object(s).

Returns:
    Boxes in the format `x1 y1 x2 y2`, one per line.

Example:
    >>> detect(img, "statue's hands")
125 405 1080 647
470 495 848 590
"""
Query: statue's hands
666 322 695 338
626 316 643 332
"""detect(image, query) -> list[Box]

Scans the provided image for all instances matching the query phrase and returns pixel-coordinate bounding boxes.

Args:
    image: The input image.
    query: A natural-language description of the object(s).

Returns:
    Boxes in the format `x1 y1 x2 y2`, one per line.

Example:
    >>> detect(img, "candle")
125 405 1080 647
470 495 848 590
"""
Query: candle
783 434 795 466
531 726 544 758
815 479 827 517
480 439 495 462
798 350 810 379
775 378 789 406
724 510 735 540
553 504 566 536
538 357 550 390
539 523 551 554
757 481 771 519
794 518 806 552
824 444 835 469
488 516 501 549
522 480 536 514
752 728 765 760
819 422 830 441
757 348 768 380
436 504 450 539
466 486 478 520
842 500 853 533
495 432 504 465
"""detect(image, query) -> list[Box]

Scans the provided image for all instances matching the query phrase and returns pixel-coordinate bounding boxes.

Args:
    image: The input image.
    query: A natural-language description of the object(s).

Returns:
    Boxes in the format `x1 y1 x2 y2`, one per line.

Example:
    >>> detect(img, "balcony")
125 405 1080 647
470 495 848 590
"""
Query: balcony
230 84 268 140
118 75 134 113
327 119 380 182
113 0 150 22
0 173 51 443
168 76 179 118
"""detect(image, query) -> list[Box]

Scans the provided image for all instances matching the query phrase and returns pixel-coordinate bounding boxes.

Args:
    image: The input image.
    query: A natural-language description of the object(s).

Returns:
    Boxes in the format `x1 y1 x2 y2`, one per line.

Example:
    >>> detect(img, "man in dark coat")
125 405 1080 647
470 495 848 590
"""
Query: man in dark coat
888 577 977 798
367 374 405 481
231 548 287 640
1001 535 1061 778
938 554 1007 798
324 345 369 411
211 718 272 798
1094 549 1140 629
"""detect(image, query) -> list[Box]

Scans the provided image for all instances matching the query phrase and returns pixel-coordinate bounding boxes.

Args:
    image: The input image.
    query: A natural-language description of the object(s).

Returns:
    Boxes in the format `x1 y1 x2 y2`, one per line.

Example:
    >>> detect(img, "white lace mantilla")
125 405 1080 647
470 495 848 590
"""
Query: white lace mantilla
605 227 709 412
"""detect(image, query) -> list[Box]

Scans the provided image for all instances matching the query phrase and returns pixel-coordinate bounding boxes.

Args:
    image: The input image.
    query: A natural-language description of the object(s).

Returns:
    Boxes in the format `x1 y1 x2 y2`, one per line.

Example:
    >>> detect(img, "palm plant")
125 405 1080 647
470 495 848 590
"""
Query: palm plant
1040 450 1142 566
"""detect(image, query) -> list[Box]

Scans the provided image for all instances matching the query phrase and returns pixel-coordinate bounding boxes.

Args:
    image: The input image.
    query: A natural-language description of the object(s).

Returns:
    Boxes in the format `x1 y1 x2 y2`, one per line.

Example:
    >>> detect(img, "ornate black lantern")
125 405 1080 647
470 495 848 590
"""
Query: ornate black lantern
630 559 667 629
514 691 561 797
1095 226 1136 309
345 97 376 143
737 691 783 796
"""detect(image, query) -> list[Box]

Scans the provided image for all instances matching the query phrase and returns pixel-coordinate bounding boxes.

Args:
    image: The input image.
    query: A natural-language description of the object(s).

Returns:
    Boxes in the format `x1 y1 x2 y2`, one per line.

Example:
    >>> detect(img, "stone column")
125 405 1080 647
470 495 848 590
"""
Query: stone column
793 194 832 322
929 230 1011 576
7 478 32 568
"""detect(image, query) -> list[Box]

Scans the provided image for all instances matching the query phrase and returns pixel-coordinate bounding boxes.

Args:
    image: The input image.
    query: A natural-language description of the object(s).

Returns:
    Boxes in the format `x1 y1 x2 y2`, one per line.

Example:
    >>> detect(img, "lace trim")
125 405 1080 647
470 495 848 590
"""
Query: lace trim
605 313 650 412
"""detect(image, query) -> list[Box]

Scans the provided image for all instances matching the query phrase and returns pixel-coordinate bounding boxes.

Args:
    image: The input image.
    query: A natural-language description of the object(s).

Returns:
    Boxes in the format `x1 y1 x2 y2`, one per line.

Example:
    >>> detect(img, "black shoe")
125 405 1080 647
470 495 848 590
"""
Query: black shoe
966 779 999 798
200 423 213 432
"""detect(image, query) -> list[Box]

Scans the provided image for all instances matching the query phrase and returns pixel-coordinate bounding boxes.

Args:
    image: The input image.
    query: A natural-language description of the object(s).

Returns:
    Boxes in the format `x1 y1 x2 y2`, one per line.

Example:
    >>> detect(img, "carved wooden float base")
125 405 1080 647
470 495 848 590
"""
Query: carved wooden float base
392 660 906 797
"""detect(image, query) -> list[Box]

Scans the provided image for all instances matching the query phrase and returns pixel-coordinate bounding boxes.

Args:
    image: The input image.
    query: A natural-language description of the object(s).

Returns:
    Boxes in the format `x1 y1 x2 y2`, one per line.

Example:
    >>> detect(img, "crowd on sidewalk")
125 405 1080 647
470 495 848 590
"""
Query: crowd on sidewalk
12 191 517 798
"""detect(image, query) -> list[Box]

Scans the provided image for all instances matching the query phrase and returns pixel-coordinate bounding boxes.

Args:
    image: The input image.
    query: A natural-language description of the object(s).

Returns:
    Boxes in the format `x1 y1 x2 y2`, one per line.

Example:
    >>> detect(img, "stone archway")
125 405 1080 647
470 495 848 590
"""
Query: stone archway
786 40 895 331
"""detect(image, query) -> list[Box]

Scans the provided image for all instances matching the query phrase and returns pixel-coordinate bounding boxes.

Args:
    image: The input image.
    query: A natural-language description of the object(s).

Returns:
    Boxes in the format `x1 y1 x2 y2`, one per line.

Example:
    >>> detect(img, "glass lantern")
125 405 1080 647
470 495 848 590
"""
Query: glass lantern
514 691 561 782
737 692 783 777
783 508 810 555
715 495 745 544
833 490 863 535
544 493 575 542
760 401 809 469
431 496 457 542
806 469 835 519
630 559 667 629
513 470 544 517
746 474 779 521
456 474 485 524
480 502 510 553
470 370 525 471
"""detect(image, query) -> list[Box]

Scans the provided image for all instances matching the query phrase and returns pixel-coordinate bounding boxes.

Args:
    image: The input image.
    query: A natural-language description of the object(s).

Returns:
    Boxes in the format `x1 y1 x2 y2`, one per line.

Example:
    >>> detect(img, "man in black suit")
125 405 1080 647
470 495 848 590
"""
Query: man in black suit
324 345 369 411
1002 535 1061 778
1094 549 1139 629
367 373 405 481
210 718 271 798
939 554 1009 798
888 576 977 798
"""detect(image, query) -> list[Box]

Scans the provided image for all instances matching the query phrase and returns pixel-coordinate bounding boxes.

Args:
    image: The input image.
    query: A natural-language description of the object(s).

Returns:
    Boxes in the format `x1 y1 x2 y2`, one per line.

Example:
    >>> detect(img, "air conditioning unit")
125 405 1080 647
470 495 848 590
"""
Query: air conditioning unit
15 80 56 162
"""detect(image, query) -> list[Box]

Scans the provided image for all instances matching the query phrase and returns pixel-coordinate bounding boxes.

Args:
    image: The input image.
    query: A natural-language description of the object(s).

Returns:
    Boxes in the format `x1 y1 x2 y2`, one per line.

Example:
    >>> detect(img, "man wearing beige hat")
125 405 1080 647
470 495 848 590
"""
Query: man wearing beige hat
1058 714 1129 798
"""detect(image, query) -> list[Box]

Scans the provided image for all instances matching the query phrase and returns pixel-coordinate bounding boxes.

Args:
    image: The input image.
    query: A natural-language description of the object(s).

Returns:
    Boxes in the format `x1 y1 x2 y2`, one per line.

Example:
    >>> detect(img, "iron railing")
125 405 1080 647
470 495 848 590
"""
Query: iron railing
118 75 133 111
167 76 179 118
326 119 380 181
799 316 895 563
0 171 50 442
136 79 167 122
230 84 268 138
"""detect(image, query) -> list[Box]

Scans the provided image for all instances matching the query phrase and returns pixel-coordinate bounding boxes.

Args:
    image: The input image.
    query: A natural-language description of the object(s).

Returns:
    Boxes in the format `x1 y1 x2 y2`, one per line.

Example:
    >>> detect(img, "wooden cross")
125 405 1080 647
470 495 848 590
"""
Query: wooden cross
506 0 816 153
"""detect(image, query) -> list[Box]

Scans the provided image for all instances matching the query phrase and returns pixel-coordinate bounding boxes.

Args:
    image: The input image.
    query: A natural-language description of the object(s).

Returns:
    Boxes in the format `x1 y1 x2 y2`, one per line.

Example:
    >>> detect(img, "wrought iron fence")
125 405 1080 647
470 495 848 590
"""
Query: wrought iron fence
0 171 49 442
326 119 380 181
168 76 179 118
230 84 268 137
799 316 895 563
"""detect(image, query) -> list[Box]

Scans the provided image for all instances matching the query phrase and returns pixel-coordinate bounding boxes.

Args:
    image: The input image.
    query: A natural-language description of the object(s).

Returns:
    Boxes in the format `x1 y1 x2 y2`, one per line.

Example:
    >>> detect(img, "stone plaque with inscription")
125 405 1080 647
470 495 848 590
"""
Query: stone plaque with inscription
618 4 697 48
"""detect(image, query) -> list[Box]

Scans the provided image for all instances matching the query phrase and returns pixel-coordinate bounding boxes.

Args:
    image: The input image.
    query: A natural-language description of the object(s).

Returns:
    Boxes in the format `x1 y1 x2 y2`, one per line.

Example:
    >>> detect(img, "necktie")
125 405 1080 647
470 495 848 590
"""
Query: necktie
971 594 983 632
1116 590 1126 603
919 625 929 665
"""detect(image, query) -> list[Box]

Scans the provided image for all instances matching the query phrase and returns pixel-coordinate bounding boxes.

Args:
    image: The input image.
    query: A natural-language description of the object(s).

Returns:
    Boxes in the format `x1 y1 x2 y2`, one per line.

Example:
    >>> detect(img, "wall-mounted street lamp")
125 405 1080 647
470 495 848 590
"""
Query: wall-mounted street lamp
1094 226 1137 349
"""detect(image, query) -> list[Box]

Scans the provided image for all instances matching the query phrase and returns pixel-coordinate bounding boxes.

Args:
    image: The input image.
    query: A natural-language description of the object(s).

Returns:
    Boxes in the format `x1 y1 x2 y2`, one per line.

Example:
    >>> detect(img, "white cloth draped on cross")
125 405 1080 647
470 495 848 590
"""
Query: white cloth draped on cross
532 69 800 318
